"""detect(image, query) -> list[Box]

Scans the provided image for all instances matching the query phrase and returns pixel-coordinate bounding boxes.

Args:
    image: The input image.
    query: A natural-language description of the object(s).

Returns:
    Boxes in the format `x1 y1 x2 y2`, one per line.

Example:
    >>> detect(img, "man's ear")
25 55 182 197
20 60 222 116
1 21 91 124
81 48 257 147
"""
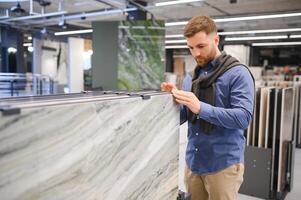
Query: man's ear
214 34 220 45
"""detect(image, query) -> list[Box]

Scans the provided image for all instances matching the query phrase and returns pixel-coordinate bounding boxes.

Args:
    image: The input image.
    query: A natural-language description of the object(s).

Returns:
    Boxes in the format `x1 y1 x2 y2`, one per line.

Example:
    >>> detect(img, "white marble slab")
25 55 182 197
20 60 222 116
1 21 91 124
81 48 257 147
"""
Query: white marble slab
0 93 179 200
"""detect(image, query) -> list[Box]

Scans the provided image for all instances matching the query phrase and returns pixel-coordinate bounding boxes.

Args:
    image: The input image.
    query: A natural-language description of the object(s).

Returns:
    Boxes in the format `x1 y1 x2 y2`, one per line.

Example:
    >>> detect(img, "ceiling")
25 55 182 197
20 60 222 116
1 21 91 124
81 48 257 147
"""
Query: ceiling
0 0 301 44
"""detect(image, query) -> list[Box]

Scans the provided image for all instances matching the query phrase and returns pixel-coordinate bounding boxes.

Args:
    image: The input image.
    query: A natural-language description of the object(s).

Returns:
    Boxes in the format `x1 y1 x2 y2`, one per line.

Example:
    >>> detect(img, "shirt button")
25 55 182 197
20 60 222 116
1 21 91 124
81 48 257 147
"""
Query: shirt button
196 133 199 136
195 148 198 152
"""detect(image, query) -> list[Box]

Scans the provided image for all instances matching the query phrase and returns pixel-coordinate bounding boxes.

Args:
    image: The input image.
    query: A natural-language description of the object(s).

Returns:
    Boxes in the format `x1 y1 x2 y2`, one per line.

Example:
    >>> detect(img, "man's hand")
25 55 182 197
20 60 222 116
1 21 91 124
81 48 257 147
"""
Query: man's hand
160 82 177 93
172 89 201 114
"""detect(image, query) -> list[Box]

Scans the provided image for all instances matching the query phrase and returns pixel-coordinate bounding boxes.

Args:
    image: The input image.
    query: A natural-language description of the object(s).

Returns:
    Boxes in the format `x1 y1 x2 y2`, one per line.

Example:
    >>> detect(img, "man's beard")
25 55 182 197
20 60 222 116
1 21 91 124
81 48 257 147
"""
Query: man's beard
195 48 216 67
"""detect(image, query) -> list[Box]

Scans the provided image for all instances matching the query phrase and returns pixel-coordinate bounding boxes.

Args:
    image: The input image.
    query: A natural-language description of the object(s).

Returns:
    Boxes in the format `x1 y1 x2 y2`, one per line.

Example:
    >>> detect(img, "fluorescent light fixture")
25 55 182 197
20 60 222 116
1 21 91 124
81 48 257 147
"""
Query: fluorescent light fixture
290 35 301 38
129 35 164 39
165 34 184 38
165 39 187 44
23 43 32 46
166 28 301 38
165 45 188 49
166 21 187 26
7 47 17 53
119 25 146 29
218 28 301 35
55 29 92 36
27 46 34 52
214 12 301 22
118 25 165 30
156 0 202 7
165 12 301 26
225 35 288 41
252 42 301 46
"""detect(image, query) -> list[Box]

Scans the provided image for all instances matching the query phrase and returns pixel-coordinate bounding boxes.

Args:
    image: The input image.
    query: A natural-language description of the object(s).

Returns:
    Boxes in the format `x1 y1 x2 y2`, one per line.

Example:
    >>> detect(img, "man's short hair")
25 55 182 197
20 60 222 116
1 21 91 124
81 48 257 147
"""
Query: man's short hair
184 15 217 38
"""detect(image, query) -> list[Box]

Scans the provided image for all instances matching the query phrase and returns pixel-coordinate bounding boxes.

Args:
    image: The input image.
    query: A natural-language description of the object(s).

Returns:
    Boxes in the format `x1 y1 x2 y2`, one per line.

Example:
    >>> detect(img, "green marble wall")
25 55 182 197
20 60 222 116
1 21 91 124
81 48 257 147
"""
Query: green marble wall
118 20 165 91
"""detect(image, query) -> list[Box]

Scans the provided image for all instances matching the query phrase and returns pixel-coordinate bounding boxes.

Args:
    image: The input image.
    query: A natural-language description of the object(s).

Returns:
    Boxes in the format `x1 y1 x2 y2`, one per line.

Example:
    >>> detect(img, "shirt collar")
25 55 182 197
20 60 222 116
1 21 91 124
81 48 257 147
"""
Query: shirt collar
198 58 218 74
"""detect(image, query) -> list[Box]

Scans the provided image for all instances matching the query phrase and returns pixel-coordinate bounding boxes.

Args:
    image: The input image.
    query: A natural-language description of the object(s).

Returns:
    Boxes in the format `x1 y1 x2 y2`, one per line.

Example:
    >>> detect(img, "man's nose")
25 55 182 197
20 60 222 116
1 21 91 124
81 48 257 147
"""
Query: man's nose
193 49 201 57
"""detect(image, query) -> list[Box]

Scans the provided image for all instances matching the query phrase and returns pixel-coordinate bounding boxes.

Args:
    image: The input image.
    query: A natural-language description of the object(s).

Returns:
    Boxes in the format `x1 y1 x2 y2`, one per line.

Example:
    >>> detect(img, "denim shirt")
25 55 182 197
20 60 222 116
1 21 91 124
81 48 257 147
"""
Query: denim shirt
181 59 254 175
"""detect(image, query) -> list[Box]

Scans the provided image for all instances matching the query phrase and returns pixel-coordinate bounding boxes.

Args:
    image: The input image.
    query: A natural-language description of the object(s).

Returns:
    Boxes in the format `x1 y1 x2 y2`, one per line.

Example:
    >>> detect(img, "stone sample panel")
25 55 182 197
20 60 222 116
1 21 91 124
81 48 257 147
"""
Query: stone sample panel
0 92 179 200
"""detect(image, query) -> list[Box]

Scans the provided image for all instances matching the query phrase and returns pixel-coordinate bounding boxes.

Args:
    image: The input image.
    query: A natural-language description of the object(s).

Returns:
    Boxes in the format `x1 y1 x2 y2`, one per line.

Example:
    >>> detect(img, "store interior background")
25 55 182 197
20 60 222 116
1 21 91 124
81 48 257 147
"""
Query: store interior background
0 0 301 96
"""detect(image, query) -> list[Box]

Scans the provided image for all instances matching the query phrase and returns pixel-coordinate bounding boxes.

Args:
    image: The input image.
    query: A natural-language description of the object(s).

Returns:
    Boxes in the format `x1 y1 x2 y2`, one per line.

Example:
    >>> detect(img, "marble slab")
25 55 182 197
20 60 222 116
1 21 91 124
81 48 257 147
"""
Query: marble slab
258 87 269 148
292 79 301 146
118 21 165 91
0 92 179 200
277 88 294 192
252 88 261 146
266 88 276 149
270 88 280 192
292 83 298 142
264 88 274 148
296 84 301 145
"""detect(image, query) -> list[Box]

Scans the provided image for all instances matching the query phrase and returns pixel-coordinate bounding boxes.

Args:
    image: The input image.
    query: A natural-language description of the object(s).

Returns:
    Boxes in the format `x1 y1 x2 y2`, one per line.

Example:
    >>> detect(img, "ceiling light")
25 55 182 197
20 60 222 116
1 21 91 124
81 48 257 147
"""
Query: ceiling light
165 45 188 49
28 36 32 40
7 47 17 53
54 29 92 36
252 42 301 46
165 39 187 44
155 0 203 7
214 12 301 22
165 21 187 26
166 28 301 39
10 2 26 15
58 19 67 29
27 46 34 52
165 12 301 26
218 28 301 35
58 19 65 27
290 35 301 38
40 27 48 34
37 0 51 7
165 34 184 38
23 43 32 46
225 35 288 41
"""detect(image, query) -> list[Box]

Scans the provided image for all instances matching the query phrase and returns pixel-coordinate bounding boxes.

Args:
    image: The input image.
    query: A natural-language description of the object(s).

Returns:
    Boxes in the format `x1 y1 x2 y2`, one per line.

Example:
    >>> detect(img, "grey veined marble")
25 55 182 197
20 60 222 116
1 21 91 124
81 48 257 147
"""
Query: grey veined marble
0 92 179 200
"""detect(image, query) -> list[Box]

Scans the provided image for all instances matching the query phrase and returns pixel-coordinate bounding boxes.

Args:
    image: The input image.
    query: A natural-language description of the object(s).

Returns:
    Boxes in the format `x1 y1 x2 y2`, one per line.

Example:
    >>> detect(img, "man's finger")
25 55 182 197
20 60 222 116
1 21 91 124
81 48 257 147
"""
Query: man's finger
172 90 191 99
175 98 190 106
173 93 192 103
172 89 191 97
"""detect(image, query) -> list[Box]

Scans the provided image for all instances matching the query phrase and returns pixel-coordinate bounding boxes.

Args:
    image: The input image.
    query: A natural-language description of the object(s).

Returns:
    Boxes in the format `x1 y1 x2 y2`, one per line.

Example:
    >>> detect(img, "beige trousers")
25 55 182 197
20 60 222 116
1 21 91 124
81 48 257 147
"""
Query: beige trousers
184 164 244 200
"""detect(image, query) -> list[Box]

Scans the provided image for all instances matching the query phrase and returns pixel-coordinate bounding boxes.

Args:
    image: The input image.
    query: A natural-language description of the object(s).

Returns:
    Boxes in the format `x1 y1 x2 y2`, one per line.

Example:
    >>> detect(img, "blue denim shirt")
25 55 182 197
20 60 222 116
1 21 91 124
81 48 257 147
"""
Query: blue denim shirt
181 59 254 175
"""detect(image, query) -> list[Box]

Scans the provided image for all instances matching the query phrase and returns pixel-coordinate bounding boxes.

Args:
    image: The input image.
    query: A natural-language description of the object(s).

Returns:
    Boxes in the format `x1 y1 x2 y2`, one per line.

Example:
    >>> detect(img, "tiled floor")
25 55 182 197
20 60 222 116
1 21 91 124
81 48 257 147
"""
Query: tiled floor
178 123 301 200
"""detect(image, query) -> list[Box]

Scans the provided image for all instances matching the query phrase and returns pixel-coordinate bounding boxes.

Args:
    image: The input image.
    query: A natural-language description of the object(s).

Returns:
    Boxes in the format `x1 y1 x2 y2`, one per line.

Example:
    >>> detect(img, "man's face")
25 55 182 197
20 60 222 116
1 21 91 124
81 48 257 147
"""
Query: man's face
186 31 219 67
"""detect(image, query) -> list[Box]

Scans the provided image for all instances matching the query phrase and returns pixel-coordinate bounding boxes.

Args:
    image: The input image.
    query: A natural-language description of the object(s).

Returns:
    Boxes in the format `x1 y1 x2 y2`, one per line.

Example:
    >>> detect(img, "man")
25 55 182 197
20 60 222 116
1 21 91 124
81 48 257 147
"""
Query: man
161 15 254 200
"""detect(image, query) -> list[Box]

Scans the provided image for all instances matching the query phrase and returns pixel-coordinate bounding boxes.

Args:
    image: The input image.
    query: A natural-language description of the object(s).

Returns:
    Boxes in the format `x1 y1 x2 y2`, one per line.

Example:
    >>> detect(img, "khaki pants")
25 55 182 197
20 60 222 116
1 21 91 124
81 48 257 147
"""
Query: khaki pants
184 164 244 200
